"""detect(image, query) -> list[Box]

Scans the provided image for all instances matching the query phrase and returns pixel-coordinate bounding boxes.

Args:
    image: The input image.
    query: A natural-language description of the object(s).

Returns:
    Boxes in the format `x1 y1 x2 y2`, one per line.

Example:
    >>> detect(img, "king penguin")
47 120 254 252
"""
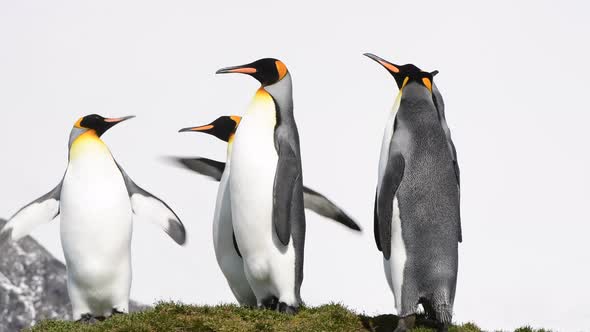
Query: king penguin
364 53 461 332
215 58 305 313
0 114 186 322
175 116 361 307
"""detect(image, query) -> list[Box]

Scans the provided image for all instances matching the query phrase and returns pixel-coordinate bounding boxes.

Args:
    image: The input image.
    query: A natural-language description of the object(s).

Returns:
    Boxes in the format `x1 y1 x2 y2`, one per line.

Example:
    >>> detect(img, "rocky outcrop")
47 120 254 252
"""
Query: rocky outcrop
0 219 147 332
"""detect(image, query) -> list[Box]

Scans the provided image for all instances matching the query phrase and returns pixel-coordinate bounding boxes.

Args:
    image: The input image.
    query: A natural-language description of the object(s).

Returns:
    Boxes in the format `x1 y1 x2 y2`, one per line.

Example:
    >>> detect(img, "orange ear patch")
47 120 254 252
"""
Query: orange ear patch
275 60 288 80
230 116 242 126
422 77 432 92
74 117 84 129
379 60 400 73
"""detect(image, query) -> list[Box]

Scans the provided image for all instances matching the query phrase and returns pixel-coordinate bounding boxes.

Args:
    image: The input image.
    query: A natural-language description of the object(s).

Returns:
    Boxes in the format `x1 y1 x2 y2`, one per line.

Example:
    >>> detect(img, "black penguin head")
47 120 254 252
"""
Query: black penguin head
216 58 289 86
364 53 437 93
74 114 135 136
179 116 241 142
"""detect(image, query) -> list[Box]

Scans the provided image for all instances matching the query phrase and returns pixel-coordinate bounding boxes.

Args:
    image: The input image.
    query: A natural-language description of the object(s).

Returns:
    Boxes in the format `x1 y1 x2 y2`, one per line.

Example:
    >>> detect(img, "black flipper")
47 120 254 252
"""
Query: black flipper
116 162 186 245
376 151 405 260
0 180 62 245
373 191 381 251
272 140 301 246
232 231 242 258
302 186 361 231
167 157 225 181
168 155 360 231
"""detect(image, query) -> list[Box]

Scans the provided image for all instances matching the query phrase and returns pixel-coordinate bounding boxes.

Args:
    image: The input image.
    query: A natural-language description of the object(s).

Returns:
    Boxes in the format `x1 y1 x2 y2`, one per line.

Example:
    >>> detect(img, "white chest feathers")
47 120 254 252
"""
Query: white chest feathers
61 133 132 268
229 88 279 252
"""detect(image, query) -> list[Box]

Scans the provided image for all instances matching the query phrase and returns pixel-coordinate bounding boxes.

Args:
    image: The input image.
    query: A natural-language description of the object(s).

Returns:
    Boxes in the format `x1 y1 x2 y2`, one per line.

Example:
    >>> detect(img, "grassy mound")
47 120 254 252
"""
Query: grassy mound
28 302 547 332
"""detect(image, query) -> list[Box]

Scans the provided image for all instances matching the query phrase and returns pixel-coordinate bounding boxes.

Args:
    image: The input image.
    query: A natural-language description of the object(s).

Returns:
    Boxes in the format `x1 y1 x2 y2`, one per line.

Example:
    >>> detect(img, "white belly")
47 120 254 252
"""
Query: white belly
379 93 406 313
229 89 297 305
213 165 256 306
230 89 279 259
60 142 132 317
383 197 406 313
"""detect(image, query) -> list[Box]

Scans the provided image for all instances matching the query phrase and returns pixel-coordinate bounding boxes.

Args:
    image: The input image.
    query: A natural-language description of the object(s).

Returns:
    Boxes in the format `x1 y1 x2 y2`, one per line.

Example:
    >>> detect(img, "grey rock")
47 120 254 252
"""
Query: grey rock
0 219 148 332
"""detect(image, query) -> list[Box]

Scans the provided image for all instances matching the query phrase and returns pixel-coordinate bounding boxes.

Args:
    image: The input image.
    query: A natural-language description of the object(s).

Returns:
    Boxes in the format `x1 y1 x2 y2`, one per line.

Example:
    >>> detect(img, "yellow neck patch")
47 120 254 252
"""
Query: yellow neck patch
227 134 235 155
69 130 108 160
255 87 273 102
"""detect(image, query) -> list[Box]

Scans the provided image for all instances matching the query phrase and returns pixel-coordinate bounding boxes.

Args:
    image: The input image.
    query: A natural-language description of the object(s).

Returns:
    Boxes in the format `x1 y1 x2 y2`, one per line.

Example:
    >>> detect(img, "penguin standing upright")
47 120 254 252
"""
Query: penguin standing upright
175 116 360 307
0 114 186 321
215 58 305 313
364 53 461 332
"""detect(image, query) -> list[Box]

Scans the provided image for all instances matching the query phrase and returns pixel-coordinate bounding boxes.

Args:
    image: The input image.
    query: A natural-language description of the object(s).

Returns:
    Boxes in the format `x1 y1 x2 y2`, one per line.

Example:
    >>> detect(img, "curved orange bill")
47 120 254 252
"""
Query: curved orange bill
179 124 214 133
104 115 135 123
216 65 257 75
363 53 400 73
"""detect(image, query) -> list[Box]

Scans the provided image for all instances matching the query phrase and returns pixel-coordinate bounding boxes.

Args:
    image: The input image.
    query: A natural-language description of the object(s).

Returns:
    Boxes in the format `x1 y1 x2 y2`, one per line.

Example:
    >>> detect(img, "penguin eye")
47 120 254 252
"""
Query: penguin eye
421 77 432 92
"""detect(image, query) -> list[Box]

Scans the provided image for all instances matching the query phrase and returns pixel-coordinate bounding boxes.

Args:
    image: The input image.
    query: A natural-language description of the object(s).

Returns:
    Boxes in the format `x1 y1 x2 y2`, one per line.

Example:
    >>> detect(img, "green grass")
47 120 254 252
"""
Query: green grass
28 302 548 332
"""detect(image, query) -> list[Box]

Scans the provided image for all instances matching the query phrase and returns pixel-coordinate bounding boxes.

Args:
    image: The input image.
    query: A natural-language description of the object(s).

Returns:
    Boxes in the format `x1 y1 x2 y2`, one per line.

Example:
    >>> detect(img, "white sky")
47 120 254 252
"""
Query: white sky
0 1 589 331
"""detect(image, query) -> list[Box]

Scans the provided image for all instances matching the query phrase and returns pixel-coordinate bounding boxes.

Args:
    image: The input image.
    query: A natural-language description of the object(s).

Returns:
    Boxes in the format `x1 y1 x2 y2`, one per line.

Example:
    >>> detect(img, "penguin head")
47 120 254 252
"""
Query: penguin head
364 53 437 93
69 114 134 149
179 116 241 142
73 114 135 137
216 58 289 86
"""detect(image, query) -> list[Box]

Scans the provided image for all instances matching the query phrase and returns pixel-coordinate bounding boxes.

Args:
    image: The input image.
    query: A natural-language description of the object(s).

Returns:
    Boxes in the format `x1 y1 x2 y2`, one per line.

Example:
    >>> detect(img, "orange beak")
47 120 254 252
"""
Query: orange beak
179 124 214 133
216 65 257 75
104 115 135 123
363 53 400 73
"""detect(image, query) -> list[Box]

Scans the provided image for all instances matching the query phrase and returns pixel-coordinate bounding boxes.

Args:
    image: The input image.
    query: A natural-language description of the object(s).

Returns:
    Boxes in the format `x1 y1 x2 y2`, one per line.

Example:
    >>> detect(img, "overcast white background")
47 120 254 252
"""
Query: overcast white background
1 1 589 331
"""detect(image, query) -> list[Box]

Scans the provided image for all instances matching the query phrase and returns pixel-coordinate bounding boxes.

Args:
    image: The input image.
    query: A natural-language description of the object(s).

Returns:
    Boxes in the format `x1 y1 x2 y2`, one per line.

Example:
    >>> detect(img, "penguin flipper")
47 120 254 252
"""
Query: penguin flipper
376 152 405 260
302 186 361 231
232 231 242 258
116 162 186 245
167 156 225 181
373 191 382 251
272 141 301 246
0 182 62 245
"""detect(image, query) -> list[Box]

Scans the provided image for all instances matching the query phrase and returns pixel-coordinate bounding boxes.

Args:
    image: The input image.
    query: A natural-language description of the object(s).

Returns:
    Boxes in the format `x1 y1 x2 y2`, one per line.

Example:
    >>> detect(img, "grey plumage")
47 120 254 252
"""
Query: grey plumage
265 73 306 304
432 82 462 242
375 82 461 323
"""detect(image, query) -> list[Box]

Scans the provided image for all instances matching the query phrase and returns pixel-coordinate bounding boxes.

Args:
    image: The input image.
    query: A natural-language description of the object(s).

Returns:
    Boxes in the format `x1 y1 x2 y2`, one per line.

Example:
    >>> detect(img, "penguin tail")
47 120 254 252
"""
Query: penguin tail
419 296 454 324
433 304 453 324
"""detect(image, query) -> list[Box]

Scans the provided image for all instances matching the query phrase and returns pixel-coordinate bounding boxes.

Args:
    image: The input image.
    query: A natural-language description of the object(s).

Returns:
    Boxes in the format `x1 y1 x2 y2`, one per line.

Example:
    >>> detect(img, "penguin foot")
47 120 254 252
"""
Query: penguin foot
111 308 126 316
436 322 449 332
278 302 298 315
259 296 278 310
76 313 102 324
394 314 416 332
